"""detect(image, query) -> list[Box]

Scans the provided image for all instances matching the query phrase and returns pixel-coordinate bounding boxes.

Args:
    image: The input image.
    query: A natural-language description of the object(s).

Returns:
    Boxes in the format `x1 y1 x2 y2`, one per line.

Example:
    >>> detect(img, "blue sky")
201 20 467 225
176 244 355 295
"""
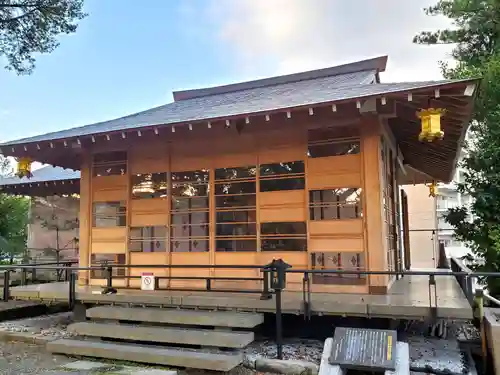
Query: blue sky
0 0 454 143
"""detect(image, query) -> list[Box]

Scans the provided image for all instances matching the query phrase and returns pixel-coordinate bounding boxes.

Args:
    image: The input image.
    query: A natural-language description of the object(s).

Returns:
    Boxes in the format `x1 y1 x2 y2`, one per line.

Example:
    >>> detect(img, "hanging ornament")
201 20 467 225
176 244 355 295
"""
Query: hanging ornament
427 181 438 197
417 108 445 142
15 157 33 178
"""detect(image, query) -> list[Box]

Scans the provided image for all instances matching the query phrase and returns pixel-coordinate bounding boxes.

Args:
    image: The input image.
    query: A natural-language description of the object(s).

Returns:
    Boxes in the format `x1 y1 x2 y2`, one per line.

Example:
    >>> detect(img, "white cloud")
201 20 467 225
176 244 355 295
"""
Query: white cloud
209 0 455 82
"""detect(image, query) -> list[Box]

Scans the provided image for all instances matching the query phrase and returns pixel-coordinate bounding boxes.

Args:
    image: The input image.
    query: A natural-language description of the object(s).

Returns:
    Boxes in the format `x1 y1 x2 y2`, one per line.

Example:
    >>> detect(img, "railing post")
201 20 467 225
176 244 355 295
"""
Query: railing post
21 268 27 286
106 266 113 288
3 270 10 301
260 269 272 300
64 263 70 282
265 258 291 360
69 271 76 310
206 278 211 291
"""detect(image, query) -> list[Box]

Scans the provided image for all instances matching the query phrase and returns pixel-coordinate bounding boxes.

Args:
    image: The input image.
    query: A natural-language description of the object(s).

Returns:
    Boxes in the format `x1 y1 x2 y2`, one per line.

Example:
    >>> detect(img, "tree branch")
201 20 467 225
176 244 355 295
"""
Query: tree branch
0 6 42 24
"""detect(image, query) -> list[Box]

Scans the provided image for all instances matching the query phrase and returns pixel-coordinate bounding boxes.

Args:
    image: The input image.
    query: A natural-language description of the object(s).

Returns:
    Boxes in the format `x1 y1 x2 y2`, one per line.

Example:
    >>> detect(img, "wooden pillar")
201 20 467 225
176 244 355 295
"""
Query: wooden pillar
78 152 91 286
361 118 388 294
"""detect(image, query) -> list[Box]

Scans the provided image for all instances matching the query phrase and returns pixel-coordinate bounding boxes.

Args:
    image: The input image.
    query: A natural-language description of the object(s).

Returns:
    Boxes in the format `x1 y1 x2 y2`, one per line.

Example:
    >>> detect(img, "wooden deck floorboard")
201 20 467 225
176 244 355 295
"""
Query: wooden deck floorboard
8 274 473 320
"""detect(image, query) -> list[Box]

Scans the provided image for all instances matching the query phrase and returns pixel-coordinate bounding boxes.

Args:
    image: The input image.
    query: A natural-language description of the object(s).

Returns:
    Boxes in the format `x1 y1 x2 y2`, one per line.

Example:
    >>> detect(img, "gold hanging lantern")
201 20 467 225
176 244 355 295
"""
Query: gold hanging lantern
15 157 33 179
417 108 445 142
427 181 438 197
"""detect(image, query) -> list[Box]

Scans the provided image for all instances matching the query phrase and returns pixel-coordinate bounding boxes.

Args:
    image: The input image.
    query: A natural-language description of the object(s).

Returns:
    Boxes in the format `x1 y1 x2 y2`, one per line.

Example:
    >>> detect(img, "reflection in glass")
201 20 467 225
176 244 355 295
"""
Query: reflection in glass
93 151 127 176
259 161 305 176
215 166 257 180
309 188 362 220
131 173 168 199
92 202 126 227
129 226 167 252
216 239 257 252
90 254 126 278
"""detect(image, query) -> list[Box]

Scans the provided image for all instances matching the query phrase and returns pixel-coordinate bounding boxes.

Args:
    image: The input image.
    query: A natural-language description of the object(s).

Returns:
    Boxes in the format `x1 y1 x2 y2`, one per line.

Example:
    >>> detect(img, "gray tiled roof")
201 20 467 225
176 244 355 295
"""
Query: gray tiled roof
0 166 79 186
1 69 376 146
0 71 474 147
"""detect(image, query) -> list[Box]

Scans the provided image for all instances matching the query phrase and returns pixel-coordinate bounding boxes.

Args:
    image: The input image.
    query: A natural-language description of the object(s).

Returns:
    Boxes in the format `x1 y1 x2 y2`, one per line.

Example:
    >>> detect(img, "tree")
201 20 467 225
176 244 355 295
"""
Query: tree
31 195 79 263
0 0 86 74
415 1 500 295
0 156 29 263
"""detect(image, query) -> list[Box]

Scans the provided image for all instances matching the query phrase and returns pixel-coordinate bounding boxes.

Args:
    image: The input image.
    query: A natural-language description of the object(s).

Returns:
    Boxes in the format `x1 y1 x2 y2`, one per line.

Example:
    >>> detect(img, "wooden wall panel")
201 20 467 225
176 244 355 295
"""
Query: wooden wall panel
130 213 169 227
212 152 257 169
169 252 210 288
131 198 168 213
91 228 127 242
258 145 306 164
260 207 305 222
92 175 127 191
213 253 259 290
91 242 126 253
308 173 361 190
128 252 169 289
309 238 364 252
309 219 363 236
308 154 361 175
90 279 127 288
259 190 305 207
129 144 169 174
93 189 128 202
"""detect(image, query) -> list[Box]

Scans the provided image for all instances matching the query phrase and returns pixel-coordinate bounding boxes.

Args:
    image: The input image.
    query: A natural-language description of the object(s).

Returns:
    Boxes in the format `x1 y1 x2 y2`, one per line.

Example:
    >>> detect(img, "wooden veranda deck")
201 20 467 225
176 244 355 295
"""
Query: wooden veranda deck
9 274 472 320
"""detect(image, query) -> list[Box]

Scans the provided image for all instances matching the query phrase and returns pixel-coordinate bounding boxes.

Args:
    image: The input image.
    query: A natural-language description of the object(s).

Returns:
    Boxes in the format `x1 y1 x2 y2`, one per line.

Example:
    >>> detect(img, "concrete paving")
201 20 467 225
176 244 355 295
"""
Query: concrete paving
47 339 244 371
41 359 178 374
86 305 264 328
68 321 255 348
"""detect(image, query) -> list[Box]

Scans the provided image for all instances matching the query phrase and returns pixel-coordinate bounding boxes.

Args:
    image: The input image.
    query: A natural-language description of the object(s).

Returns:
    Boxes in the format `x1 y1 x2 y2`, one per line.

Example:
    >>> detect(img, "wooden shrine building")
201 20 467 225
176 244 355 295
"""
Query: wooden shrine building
0 56 478 295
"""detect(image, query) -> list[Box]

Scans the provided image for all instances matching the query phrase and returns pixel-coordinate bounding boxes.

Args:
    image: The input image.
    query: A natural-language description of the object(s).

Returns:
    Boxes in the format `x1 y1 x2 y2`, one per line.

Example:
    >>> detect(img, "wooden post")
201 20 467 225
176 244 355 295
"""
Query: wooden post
78 152 91 286
361 118 388 294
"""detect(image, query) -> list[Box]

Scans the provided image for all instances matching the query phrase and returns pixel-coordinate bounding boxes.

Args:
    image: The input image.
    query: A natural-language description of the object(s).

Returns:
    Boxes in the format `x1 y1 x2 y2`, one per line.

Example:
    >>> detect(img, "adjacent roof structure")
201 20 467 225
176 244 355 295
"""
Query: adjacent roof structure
0 55 479 182
0 166 79 196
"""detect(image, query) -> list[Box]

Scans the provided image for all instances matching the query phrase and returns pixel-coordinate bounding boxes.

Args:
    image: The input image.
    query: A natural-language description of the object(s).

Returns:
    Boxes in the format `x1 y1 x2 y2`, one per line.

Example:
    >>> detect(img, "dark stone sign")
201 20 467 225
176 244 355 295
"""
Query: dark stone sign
329 327 397 371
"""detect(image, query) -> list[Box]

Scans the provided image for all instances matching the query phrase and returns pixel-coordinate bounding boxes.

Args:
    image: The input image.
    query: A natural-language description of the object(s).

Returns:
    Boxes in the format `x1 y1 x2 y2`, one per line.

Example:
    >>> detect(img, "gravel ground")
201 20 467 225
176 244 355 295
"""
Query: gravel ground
0 341 72 374
0 313 482 374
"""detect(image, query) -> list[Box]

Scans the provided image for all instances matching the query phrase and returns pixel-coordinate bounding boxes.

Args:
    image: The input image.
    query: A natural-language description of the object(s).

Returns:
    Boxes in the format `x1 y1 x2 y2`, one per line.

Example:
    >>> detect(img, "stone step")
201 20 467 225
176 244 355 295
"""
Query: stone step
86 306 264 328
47 339 243 371
68 322 254 348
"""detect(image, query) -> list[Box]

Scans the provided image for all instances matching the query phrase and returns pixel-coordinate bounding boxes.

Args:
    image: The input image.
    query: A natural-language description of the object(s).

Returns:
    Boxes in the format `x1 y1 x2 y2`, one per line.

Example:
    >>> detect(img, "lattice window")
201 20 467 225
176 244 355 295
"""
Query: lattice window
309 188 362 220
92 201 126 227
170 170 209 252
215 166 257 252
90 254 126 278
261 222 307 251
307 126 360 158
92 151 127 177
129 226 167 252
259 161 305 192
310 252 366 285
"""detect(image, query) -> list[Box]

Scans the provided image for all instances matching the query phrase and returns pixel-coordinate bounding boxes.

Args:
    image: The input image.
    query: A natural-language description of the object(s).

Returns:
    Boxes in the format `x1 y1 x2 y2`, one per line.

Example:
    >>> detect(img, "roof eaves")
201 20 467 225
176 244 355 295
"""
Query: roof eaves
0 77 479 150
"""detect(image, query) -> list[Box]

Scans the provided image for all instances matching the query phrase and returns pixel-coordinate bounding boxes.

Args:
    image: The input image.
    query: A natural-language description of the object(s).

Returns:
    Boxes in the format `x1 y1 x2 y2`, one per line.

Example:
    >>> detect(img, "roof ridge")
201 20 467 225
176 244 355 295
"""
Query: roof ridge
173 56 388 101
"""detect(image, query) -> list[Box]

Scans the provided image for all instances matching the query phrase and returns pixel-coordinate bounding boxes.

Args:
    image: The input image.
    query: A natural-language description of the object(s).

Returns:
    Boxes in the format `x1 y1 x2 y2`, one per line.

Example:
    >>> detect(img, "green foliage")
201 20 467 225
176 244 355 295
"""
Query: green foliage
416 1 500 295
0 0 86 74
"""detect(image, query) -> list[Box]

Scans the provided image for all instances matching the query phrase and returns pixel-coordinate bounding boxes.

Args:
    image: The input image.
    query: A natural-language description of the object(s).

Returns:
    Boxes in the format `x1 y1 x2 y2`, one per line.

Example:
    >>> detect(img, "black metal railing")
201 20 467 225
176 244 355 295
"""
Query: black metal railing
3 260 500 361
450 256 475 305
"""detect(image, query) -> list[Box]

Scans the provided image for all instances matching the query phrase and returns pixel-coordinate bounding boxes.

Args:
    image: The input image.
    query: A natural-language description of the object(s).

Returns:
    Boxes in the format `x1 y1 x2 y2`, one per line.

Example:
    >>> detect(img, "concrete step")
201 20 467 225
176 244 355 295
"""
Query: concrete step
47 339 243 371
86 306 264 328
68 322 254 348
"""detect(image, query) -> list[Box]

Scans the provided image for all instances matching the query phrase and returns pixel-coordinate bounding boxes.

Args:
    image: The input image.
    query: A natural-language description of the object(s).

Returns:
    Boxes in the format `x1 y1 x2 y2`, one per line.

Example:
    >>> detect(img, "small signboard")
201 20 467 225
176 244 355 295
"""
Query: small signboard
141 272 155 291
329 327 396 371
